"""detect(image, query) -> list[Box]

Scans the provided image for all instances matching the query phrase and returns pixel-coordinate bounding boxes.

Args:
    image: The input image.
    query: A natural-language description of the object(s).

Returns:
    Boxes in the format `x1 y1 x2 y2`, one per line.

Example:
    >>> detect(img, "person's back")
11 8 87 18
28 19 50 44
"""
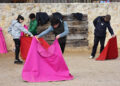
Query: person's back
9 20 23 39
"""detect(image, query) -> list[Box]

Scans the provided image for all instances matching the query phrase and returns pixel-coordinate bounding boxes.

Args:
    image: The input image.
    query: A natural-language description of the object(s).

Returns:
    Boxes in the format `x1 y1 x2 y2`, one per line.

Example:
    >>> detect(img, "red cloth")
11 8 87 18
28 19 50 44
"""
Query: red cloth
20 36 50 60
96 36 118 61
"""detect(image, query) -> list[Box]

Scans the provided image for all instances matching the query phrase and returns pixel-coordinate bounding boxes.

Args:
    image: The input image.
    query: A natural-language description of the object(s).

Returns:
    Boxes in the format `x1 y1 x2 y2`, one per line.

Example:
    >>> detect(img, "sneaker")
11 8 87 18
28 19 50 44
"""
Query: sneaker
14 59 23 64
89 56 94 59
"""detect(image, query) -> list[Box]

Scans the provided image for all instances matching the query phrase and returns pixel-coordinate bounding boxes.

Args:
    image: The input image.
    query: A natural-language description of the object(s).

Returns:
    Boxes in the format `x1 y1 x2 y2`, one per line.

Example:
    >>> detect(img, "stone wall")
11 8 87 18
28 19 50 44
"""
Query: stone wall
0 3 120 51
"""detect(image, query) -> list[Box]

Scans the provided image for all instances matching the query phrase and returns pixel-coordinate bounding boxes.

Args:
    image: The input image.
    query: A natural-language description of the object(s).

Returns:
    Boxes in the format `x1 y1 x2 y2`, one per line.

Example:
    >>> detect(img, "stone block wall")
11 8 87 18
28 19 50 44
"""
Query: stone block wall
0 3 120 51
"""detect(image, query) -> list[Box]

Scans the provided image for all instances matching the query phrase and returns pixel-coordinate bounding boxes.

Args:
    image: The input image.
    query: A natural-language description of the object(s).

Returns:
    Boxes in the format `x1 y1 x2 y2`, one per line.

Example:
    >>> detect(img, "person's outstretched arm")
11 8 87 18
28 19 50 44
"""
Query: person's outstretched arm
37 26 53 38
17 24 33 36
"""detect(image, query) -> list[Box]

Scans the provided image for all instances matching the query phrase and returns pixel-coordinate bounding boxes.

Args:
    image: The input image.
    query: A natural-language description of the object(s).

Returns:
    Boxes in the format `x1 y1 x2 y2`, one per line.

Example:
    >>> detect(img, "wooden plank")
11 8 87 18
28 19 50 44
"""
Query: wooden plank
69 28 88 34
43 33 88 40
63 14 87 21
45 39 88 47
66 39 88 47
67 34 88 40
69 25 88 30
67 20 88 25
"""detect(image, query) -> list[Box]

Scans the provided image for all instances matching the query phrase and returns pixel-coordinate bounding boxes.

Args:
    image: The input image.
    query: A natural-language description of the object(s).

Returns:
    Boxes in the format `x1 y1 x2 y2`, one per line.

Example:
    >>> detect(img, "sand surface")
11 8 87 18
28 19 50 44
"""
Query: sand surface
0 50 120 86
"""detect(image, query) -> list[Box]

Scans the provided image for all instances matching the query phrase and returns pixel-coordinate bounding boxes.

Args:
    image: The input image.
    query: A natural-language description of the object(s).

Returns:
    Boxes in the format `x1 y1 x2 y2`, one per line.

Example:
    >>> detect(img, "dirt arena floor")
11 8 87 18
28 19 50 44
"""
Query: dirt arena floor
0 49 120 86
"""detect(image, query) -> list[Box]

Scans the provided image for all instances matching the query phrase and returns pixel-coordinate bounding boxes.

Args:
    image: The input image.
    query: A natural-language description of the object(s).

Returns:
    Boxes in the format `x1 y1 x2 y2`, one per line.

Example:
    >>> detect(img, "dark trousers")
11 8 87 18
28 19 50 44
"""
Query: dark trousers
91 36 106 57
13 39 20 60
59 42 66 54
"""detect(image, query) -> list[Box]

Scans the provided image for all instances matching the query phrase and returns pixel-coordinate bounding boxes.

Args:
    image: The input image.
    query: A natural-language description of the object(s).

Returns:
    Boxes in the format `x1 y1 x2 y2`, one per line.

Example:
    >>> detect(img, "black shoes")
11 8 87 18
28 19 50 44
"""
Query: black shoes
14 59 23 64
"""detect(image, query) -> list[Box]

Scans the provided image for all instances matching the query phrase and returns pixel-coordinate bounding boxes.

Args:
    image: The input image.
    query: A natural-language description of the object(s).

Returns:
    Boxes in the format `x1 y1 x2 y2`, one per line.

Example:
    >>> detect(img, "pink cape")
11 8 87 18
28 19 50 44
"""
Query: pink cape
22 37 73 82
96 36 118 61
0 27 8 54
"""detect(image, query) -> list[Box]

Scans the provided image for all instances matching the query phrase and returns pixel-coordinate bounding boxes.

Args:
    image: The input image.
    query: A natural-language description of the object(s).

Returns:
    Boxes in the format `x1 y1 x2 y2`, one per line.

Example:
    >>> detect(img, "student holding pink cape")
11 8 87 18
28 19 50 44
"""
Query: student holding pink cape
36 15 69 54
22 37 73 82
22 14 73 82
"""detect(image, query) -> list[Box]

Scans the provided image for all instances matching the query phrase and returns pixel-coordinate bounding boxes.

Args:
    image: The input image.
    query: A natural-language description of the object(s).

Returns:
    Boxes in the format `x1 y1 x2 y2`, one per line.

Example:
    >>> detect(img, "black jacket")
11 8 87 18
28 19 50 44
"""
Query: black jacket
93 16 114 37
72 13 83 21
36 12 49 26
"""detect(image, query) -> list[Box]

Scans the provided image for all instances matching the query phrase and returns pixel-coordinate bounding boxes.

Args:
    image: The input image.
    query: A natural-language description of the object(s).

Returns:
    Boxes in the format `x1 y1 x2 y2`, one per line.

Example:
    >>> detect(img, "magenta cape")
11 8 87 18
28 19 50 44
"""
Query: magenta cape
22 37 73 82
96 36 118 61
0 27 8 54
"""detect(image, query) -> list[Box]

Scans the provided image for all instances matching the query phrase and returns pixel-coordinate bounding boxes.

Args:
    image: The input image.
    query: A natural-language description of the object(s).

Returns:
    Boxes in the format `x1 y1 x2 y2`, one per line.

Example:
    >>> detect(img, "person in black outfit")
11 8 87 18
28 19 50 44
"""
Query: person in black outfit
90 15 115 59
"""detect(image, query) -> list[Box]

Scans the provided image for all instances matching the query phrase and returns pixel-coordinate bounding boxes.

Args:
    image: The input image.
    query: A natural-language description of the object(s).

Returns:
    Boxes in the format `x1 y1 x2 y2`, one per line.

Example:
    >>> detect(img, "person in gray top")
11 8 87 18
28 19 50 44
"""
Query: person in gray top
8 15 33 64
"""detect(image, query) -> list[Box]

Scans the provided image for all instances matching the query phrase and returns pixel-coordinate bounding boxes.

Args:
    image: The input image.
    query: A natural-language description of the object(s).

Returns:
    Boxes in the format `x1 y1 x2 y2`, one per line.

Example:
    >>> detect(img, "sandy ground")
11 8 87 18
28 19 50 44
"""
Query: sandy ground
0 50 120 86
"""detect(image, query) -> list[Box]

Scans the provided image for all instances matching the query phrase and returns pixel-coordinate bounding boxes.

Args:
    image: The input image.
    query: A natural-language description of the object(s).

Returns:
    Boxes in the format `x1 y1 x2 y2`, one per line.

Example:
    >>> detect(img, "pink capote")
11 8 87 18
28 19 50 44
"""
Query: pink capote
0 27 8 54
22 37 73 82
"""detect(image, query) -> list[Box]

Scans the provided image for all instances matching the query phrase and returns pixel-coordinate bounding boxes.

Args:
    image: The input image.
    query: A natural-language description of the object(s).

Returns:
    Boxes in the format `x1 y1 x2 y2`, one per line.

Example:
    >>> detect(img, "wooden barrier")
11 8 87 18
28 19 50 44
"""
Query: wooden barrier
37 14 88 47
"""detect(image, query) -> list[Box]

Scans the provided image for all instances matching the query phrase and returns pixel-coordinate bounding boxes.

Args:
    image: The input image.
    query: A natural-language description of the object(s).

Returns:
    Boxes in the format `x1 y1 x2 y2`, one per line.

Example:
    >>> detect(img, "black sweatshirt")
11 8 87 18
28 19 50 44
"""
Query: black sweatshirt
93 16 114 37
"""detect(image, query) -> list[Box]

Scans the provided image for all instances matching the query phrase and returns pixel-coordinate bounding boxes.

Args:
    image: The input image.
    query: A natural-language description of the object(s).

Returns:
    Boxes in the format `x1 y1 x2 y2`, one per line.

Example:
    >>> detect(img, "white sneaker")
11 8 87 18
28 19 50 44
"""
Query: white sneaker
89 56 94 59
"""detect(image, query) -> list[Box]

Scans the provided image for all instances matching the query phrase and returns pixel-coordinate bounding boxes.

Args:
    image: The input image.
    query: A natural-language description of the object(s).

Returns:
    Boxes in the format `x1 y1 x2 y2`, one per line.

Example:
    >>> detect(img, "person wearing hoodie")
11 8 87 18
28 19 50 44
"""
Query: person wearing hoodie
36 16 69 54
89 15 115 59
8 15 33 64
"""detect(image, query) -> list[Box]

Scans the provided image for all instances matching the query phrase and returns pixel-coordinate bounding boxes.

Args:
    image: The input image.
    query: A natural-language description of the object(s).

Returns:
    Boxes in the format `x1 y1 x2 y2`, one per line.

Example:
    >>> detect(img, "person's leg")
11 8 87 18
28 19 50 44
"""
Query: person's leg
62 42 66 53
91 36 100 57
13 39 20 60
100 37 106 53
13 39 23 64
59 42 66 54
